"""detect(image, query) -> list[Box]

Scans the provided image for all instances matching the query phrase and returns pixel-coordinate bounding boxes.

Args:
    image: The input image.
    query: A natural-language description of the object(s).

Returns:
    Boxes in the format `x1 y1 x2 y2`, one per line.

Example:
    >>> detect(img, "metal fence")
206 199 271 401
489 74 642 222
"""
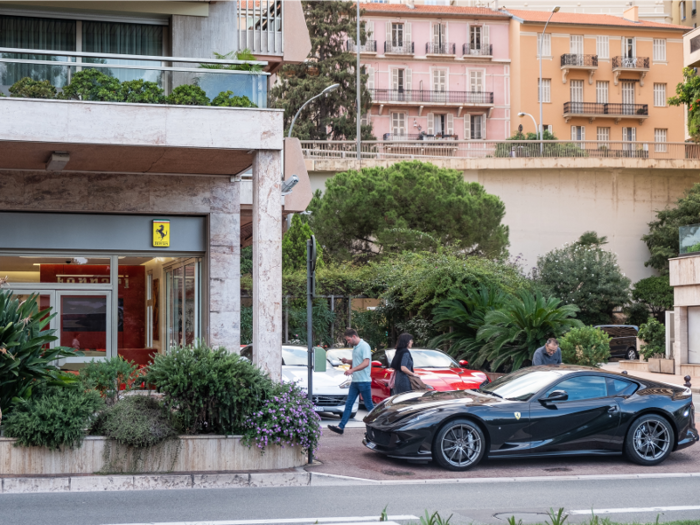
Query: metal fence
462 44 493 56
369 88 494 105
563 102 648 116
612 56 650 69
384 42 415 54
561 54 598 67
346 40 377 53
426 42 456 55
300 140 700 161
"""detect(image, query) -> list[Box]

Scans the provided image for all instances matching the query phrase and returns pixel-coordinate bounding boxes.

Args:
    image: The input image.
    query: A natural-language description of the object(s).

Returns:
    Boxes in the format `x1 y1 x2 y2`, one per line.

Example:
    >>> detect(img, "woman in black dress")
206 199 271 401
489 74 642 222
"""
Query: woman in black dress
389 333 419 395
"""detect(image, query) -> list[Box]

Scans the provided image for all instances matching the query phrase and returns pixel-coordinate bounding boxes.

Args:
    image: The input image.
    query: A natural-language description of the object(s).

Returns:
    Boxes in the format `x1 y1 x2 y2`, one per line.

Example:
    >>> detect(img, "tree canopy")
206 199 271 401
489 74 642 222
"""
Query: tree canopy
309 161 509 262
282 214 323 273
668 67 700 142
631 276 674 322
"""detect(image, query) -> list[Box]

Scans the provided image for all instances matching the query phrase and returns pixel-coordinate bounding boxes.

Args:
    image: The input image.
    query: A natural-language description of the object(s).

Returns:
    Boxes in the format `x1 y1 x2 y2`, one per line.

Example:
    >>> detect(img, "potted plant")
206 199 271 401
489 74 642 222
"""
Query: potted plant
638 319 672 373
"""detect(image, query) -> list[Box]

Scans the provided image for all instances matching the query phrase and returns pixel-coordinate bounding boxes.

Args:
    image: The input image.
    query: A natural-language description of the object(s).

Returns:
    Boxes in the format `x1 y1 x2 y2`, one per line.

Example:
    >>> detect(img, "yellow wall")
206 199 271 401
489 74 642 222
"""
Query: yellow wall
671 1 700 27
511 20 686 144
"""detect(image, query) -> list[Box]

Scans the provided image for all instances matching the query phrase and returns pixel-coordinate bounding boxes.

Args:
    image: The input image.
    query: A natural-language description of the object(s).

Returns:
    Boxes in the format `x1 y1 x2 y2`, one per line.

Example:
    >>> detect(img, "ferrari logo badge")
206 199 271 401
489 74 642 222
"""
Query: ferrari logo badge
514 412 521 420
153 220 170 248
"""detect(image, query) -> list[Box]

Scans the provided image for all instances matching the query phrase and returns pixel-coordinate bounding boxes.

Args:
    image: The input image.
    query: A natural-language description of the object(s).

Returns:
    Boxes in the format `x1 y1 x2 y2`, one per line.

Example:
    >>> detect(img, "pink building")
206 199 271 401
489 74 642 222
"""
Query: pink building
353 4 511 141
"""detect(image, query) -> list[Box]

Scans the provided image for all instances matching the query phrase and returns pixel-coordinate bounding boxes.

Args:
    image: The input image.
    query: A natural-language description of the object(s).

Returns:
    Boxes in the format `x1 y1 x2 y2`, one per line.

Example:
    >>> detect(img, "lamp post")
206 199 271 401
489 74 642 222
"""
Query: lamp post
518 112 538 134
356 0 361 160
538 5 560 154
288 83 340 138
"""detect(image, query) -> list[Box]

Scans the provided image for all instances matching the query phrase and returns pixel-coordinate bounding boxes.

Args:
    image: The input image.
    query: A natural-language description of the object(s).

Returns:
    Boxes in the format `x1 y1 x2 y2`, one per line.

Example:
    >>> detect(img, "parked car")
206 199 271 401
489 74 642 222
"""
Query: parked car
240 345 359 417
369 348 489 405
594 325 639 360
326 348 353 370
364 365 697 471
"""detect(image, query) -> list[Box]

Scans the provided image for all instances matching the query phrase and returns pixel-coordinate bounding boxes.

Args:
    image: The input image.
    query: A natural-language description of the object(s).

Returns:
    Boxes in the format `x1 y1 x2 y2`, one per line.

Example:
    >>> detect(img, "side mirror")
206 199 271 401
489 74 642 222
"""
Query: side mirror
371 360 384 368
459 360 469 367
540 390 568 404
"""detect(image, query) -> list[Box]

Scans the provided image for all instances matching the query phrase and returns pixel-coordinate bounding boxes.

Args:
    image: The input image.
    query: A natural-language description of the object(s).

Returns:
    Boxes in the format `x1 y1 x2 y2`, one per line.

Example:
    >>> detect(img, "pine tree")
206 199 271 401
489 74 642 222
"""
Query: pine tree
269 1 374 140
282 214 323 273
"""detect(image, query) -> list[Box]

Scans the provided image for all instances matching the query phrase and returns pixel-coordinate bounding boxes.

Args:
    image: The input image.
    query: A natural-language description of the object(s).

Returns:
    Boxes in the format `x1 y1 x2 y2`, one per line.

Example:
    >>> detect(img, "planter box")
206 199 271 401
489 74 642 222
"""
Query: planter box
647 358 675 374
619 360 649 373
0 435 306 476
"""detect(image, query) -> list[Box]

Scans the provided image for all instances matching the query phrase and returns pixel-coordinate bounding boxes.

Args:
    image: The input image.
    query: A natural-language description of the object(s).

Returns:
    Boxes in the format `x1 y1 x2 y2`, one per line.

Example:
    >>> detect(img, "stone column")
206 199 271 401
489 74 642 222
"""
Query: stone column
252 150 283 381
209 180 241 351
674 306 688 375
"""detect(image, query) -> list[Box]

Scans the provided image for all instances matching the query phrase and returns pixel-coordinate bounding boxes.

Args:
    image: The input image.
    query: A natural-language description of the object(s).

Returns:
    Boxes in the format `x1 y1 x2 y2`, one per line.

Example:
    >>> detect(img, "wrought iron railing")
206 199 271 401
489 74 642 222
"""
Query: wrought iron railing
369 88 493 104
612 56 650 69
346 40 377 53
462 44 493 56
382 133 459 141
384 42 415 54
561 54 598 67
563 102 649 116
426 42 456 55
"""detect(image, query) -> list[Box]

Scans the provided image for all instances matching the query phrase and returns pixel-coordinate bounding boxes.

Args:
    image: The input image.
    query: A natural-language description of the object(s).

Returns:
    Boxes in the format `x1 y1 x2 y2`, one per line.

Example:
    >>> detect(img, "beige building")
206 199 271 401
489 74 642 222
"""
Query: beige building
670 0 700 27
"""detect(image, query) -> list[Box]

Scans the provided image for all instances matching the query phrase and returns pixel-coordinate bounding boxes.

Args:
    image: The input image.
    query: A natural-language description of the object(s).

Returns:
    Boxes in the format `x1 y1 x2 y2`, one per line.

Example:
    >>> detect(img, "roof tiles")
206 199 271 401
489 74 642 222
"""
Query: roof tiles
507 9 688 30
360 3 510 18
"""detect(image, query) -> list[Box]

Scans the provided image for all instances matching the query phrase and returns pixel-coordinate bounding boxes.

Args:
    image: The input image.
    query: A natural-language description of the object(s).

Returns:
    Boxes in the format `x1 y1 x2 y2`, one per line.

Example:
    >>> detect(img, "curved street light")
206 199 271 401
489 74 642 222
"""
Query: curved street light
538 5 560 154
288 83 340 138
518 112 539 135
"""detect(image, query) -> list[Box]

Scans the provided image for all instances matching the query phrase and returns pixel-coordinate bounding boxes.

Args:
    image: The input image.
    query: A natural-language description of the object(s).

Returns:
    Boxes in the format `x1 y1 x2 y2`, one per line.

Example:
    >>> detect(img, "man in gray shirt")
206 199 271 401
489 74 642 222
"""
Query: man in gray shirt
532 338 562 366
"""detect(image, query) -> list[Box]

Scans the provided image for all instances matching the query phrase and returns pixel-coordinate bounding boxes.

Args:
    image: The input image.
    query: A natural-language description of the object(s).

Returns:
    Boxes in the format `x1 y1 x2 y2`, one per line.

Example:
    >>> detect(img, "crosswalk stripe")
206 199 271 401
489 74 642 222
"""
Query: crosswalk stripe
571 506 700 515
103 515 419 525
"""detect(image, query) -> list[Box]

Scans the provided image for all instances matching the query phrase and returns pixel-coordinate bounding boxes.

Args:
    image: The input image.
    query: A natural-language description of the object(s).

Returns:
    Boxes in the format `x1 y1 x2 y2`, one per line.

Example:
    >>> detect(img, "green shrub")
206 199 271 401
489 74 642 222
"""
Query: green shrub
352 307 388 350
0 289 80 416
200 49 263 73
59 69 122 101
560 326 611 367
625 302 651 327
287 298 336 346
79 356 140 406
211 90 257 108
631 276 674 321
9 77 56 99
4 386 104 449
638 318 666 359
92 395 178 448
145 341 273 434
119 79 165 104
166 84 210 106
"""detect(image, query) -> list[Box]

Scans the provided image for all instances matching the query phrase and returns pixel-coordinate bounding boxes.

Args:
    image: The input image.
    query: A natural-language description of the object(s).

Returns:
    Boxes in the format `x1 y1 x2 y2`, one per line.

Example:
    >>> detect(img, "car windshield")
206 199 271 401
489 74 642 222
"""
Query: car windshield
326 348 353 365
282 346 309 366
385 349 459 369
478 368 568 401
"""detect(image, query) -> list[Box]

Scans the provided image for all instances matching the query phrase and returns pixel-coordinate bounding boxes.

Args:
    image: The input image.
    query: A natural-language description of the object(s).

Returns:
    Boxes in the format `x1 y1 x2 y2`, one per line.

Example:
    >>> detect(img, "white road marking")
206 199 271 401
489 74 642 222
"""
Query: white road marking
103 515 418 525
571 505 700 515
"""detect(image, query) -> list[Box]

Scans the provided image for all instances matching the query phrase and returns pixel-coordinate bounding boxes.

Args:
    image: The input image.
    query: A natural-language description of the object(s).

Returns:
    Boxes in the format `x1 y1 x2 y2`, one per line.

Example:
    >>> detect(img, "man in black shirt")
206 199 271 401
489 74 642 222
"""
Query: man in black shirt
533 338 562 366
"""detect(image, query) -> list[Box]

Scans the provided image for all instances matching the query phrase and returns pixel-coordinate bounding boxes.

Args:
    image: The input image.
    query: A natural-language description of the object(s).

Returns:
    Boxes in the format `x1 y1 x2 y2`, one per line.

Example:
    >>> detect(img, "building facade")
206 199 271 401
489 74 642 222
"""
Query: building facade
508 7 687 146
356 3 512 141
0 1 312 381
670 0 699 28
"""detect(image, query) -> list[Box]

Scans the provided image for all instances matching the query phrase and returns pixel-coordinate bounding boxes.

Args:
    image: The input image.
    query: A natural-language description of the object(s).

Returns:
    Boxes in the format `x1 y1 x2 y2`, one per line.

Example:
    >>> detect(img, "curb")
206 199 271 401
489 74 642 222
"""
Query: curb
0 470 311 494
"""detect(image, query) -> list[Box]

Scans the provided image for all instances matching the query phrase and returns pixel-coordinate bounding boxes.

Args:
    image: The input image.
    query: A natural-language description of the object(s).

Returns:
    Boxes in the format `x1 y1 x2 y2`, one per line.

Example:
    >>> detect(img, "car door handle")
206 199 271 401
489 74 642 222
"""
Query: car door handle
608 405 619 413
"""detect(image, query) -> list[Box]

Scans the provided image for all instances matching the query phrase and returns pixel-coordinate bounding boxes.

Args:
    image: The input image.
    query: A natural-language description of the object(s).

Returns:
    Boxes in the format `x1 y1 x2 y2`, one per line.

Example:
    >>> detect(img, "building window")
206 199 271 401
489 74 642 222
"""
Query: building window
597 127 610 146
392 68 405 93
470 26 482 49
434 69 448 92
471 114 484 139
392 23 404 47
682 2 687 20
469 70 483 93
432 22 446 47
622 127 636 151
538 78 551 103
596 81 609 104
544 124 553 135
537 33 551 57
570 35 584 55
623 37 636 58
694 0 697 15
391 112 406 137
654 83 666 107
570 79 584 112
653 39 666 62
655 128 668 152
596 35 609 59
571 126 585 141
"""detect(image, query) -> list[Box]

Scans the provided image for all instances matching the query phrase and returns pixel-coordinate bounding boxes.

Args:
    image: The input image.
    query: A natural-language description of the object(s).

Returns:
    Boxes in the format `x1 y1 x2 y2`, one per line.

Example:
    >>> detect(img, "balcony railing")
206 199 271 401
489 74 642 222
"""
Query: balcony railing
370 88 493 105
612 56 650 69
563 102 649 117
346 40 378 53
238 0 283 56
462 44 493 56
384 42 415 54
426 42 456 55
0 47 269 107
561 54 598 67
382 133 459 141
300 140 696 161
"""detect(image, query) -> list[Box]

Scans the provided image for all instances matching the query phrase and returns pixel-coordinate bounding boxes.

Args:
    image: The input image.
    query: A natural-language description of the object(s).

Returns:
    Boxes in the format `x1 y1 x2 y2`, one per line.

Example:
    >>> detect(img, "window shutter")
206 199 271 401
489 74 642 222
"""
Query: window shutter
481 114 486 140
482 25 489 51
406 68 412 91
571 126 576 141
580 126 585 141
433 23 440 45
399 113 406 136
621 36 625 57
368 21 374 39
405 23 411 49
622 127 628 141
445 22 449 48
386 21 392 48
427 112 435 135
367 66 375 92
447 113 454 135
631 127 636 142
464 115 471 140
465 24 470 52
392 68 398 90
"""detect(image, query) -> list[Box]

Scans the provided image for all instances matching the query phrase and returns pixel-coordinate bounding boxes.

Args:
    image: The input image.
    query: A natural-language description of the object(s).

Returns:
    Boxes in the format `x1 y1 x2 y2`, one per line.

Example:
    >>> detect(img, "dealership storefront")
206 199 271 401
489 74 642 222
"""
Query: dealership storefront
0 212 207 369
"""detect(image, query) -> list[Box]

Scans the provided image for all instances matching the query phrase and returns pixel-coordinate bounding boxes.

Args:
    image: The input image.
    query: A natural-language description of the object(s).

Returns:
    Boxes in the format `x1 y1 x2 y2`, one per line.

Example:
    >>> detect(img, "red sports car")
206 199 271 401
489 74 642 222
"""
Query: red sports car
369 348 489 405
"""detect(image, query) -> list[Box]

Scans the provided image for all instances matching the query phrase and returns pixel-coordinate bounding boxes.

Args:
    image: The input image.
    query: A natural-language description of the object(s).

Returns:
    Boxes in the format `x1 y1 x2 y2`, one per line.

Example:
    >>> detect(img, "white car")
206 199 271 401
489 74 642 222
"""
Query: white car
240 345 359 417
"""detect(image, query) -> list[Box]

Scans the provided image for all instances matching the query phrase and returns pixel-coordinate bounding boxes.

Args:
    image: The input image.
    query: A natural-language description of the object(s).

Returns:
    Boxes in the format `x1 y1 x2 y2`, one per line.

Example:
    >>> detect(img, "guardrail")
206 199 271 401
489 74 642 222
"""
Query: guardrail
612 56 650 69
462 44 493 56
369 88 493 105
426 42 456 55
563 102 648 116
561 54 598 67
346 40 377 53
384 42 415 54
300 140 698 161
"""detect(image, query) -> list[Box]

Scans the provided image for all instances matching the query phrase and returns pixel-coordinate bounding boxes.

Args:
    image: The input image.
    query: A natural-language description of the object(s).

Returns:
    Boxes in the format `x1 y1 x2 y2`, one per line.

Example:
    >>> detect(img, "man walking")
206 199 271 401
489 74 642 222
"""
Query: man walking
328 328 374 435
532 337 562 366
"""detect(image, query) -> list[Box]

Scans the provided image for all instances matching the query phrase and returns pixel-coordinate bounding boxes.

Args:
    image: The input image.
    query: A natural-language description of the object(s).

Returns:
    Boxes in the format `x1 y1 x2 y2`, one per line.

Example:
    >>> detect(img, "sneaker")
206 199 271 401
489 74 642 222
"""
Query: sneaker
328 425 344 435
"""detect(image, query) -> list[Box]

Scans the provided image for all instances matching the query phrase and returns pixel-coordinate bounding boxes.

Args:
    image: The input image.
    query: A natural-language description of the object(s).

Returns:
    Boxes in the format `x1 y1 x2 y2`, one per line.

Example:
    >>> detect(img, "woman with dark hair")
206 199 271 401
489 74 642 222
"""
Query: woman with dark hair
389 333 419 395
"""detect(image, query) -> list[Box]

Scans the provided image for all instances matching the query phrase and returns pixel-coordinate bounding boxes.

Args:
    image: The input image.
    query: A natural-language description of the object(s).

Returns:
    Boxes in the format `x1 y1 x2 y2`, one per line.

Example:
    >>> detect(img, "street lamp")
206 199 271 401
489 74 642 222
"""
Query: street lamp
288 83 340 138
538 5 560 153
518 112 538 135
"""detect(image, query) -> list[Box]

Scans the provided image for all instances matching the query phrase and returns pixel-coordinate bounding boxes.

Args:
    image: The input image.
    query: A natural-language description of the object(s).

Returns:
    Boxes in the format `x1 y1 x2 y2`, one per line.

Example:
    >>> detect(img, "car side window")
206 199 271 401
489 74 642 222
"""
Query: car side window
607 377 638 397
544 375 608 402
376 351 388 367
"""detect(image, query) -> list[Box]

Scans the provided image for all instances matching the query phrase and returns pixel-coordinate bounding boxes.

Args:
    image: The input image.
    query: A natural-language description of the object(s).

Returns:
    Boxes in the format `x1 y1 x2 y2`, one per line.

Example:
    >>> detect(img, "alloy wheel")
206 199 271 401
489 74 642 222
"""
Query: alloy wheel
440 424 482 468
627 348 637 360
633 420 670 461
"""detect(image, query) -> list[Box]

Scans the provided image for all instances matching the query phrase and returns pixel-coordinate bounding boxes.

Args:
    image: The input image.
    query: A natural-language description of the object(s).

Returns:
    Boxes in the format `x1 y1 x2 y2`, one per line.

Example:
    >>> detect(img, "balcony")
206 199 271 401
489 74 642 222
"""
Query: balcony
560 54 598 84
384 42 415 55
563 101 649 124
382 133 458 141
462 44 493 58
369 89 494 113
426 43 456 56
346 40 378 55
612 56 650 86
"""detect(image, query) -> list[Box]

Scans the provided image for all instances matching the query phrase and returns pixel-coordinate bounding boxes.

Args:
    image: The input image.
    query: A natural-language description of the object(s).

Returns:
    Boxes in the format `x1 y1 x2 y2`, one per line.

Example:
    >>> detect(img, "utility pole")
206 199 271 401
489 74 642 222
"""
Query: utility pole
306 236 317 465
356 0 361 160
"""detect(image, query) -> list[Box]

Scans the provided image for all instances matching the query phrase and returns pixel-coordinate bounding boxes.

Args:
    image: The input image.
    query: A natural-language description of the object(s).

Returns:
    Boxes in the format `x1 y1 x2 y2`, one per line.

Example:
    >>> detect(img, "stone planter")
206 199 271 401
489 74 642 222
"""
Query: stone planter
648 358 675 374
0 435 306 476
619 360 649 373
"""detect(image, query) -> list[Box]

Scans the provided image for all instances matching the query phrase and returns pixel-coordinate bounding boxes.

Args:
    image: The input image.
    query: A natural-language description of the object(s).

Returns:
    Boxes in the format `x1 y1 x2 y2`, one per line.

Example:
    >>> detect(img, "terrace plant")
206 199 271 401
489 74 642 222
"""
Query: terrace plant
211 90 257 108
119 79 165 104
59 68 122 102
166 84 210 106
200 49 263 73
79 356 140 406
9 77 57 99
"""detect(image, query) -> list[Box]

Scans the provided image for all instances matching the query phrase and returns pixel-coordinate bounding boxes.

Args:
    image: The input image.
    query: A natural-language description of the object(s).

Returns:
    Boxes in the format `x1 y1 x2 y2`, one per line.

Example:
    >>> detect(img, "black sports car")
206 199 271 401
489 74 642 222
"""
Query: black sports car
363 365 698 471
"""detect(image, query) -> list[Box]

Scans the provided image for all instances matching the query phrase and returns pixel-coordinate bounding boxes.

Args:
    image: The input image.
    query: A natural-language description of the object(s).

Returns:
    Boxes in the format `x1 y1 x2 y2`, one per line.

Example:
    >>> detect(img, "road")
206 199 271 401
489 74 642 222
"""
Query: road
1 475 700 525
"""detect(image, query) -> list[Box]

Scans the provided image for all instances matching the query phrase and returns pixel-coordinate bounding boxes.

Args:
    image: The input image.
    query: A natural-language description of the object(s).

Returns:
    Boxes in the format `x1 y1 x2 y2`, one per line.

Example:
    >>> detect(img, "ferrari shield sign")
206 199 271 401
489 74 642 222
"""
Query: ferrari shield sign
153 220 170 247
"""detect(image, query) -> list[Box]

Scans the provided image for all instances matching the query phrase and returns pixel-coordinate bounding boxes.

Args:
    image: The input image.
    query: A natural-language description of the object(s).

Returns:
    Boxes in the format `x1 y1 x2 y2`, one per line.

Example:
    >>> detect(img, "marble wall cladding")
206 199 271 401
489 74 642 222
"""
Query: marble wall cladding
252 151 283 381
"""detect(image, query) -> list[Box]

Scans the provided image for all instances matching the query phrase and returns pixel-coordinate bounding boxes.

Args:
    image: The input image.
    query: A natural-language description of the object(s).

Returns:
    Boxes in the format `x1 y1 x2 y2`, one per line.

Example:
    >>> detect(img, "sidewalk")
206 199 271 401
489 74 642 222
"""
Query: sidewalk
601 361 700 393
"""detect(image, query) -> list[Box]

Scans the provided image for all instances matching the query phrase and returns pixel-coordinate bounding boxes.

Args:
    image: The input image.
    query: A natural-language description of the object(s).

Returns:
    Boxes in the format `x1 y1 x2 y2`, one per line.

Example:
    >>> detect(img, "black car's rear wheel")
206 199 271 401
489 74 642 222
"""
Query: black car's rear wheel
626 347 638 361
625 414 674 466
433 418 485 471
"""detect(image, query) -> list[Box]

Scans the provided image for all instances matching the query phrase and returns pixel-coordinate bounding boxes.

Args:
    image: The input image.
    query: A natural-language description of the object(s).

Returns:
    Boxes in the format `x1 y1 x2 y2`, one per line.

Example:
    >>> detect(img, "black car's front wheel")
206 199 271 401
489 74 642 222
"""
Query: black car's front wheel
625 414 674 466
626 347 638 361
433 418 486 471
